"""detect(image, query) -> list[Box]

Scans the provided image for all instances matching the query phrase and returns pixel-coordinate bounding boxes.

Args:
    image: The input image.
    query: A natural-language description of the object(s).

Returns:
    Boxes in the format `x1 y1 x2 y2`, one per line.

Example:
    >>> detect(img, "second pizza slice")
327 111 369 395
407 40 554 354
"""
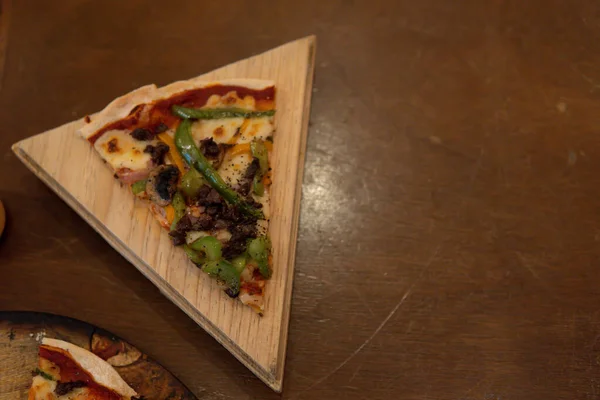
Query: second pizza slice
78 79 276 314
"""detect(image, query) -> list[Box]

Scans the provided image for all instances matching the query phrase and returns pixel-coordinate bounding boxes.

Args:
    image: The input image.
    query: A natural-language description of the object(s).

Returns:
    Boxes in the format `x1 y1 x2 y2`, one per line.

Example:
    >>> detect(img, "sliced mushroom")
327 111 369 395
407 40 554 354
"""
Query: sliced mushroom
146 165 180 206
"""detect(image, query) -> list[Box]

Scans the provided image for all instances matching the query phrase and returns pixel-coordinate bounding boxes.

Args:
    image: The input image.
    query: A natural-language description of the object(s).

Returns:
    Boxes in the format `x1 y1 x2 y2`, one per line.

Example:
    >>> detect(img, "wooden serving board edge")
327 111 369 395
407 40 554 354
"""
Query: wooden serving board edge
273 38 317 384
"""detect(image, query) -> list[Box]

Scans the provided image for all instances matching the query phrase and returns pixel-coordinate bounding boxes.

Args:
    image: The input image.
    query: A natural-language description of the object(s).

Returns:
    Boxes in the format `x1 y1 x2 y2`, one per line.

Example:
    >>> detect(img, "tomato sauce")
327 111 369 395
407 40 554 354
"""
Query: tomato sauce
39 346 122 399
88 84 275 144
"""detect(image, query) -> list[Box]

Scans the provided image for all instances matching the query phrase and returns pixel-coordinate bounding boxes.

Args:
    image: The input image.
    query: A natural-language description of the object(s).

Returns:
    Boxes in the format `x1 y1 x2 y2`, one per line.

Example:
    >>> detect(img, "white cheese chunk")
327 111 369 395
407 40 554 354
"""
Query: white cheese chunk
94 130 152 171
190 116 274 146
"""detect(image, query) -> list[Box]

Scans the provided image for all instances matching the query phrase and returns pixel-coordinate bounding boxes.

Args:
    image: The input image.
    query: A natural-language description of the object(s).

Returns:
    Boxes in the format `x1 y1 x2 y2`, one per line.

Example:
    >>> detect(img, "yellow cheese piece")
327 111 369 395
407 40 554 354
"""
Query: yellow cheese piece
165 205 175 225
158 132 187 174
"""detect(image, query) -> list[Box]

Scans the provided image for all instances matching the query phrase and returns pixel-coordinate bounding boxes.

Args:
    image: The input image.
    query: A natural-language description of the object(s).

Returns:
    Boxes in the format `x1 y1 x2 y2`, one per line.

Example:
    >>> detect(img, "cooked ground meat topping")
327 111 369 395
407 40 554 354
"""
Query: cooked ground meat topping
237 158 260 196
55 381 86 396
168 230 186 246
168 184 259 251
223 222 258 259
143 142 169 165
130 127 155 141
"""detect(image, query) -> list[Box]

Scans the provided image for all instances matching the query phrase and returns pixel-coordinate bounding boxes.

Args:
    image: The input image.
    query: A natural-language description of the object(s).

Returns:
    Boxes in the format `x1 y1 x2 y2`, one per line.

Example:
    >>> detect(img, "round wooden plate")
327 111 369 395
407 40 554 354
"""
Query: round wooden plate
0 200 5 237
0 311 196 399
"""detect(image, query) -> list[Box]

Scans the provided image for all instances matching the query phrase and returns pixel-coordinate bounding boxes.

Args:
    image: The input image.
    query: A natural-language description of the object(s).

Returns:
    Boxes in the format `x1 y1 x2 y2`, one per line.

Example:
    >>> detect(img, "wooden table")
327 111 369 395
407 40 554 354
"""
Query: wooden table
1 1 600 399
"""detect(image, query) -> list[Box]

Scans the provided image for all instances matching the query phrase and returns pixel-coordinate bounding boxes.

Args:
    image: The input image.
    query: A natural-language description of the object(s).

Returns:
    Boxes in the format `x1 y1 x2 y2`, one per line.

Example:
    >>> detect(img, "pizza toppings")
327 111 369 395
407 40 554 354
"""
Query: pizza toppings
37 345 122 399
130 127 155 141
238 158 260 196
29 338 139 400
39 347 95 386
247 236 272 278
55 380 86 396
170 192 186 230
172 105 276 120
189 235 221 260
80 80 276 312
33 368 55 381
202 259 241 297
199 138 229 169
152 134 183 173
145 165 179 206
107 138 120 153
223 222 258 259
131 179 147 195
250 140 268 195
143 142 169 165
200 137 220 157
153 122 169 134
179 169 205 199
174 119 263 219
115 167 151 184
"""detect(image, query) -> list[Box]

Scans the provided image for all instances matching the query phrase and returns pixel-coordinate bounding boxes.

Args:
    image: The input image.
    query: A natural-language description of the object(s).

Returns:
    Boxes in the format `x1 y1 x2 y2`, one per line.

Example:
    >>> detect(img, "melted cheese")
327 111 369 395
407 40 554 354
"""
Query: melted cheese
218 152 252 188
189 113 273 190
29 375 56 400
28 376 117 400
238 117 274 143
190 116 274 146
186 230 209 244
94 130 153 171
205 91 257 109
191 118 245 144
254 189 270 235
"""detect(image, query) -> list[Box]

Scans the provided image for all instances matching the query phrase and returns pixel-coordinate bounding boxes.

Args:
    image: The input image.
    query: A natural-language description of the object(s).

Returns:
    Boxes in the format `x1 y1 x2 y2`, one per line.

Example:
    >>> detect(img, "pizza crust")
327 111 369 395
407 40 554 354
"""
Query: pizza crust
78 78 275 139
79 84 158 139
156 78 275 100
41 338 137 398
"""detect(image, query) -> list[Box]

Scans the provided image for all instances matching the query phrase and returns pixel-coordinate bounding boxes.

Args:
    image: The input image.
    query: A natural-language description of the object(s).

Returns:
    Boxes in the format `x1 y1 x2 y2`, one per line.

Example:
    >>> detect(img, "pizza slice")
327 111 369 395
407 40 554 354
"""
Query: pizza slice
29 338 139 399
78 79 275 313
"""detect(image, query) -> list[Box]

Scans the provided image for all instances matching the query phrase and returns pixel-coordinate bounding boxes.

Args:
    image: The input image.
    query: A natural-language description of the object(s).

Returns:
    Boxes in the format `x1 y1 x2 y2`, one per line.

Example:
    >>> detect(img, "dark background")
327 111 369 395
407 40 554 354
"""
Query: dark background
1 1 600 399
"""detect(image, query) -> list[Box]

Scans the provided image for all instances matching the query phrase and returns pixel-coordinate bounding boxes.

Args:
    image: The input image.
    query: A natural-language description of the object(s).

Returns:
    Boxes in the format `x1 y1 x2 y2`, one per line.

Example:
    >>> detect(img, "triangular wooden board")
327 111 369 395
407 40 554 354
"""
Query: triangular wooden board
12 36 316 392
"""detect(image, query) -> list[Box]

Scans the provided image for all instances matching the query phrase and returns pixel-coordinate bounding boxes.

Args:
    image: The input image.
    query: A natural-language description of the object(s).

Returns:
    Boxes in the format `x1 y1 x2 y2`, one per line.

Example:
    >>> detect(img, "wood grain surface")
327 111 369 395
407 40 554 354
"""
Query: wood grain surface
0 200 5 237
12 37 315 392
2 1 600 399
0 311 196 400
0 0 11 91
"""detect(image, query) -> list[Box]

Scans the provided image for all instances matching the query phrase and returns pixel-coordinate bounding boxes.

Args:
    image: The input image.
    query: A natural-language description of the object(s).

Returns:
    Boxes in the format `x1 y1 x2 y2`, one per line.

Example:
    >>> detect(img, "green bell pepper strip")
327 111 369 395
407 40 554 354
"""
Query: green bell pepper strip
34 368 55 381
189 235 222 261
247 236 272 279
170 192 186 230
183 244 204 265
174 119 264 219
250 140 268 196
231 254 247 275
251 140 268 173
172 106 275 120
253 180 265 196
131 179 147 195
202 260 241 296
179 168 205 199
